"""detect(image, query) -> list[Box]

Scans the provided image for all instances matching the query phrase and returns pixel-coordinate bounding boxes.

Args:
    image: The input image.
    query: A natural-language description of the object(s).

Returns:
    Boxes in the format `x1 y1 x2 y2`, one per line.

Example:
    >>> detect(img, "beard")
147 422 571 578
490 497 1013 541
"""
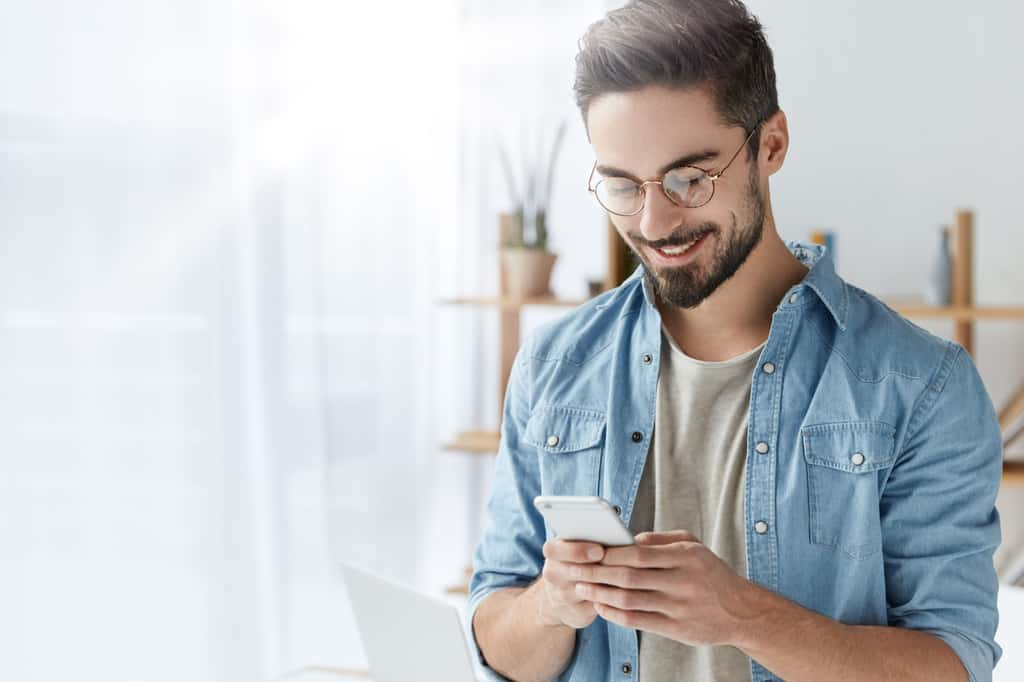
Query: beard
632 164 765 310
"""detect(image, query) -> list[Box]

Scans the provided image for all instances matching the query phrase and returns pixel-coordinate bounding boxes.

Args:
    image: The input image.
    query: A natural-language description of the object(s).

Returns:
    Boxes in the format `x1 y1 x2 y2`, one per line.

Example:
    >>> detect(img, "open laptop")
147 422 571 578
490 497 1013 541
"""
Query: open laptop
340 561 487 682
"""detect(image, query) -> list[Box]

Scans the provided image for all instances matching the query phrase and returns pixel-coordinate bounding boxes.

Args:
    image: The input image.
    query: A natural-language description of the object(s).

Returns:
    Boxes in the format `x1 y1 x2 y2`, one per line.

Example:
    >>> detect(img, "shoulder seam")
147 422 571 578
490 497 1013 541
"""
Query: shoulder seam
899 341 963 453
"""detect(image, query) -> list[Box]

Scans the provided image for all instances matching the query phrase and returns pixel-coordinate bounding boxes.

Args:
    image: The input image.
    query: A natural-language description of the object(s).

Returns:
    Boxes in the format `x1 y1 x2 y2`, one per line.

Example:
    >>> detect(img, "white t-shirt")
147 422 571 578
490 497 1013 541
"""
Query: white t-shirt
628 324 766 681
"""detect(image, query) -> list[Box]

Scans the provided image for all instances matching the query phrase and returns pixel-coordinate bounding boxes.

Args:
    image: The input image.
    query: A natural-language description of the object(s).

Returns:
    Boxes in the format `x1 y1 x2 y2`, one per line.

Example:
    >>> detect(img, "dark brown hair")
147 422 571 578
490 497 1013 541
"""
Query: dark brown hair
573 0 779 158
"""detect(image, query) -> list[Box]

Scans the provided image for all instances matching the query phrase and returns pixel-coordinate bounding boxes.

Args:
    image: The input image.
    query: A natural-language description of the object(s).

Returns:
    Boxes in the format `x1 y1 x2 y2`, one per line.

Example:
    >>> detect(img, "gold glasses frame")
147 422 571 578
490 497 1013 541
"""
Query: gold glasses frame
587 127 758 216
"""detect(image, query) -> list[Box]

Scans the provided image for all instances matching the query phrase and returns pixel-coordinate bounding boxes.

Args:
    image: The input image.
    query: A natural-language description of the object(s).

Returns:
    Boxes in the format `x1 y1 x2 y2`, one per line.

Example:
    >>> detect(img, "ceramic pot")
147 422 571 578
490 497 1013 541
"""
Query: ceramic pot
501 249 558 297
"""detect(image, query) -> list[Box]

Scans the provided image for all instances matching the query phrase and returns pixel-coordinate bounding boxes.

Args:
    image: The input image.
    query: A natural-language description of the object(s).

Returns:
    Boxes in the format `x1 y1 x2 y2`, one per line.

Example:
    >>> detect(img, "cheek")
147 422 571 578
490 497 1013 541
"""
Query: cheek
611 216 642 244
685 209 730 234
609 214 634 233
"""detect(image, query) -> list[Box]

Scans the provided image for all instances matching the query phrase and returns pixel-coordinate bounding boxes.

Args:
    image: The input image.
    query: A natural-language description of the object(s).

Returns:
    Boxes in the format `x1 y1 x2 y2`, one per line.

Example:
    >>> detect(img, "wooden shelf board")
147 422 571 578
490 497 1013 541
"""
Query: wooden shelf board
443 430 500 454
441 295 587 309
1004 460 1024 486
887 303 1024 321
289 666 370 678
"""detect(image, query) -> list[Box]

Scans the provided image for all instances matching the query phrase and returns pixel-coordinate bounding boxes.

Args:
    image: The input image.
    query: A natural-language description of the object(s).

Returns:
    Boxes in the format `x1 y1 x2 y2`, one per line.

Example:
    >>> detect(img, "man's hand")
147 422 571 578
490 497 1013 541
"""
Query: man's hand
572 530 755 646
537 538 608 629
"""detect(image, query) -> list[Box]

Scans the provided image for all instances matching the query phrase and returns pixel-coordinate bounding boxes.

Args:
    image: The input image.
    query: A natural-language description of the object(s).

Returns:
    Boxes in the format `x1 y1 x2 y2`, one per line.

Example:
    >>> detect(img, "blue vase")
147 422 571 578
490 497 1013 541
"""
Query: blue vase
925 227 952 306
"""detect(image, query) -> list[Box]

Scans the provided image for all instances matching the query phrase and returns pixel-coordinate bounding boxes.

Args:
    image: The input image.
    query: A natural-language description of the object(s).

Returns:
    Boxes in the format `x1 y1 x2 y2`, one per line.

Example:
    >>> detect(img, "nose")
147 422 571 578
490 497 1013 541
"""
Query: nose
637 182 684 244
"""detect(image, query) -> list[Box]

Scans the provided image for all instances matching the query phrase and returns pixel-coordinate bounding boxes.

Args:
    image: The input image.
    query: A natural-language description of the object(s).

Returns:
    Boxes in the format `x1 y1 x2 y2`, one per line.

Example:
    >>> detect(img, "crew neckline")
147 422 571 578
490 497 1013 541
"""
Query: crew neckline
660 324 768 368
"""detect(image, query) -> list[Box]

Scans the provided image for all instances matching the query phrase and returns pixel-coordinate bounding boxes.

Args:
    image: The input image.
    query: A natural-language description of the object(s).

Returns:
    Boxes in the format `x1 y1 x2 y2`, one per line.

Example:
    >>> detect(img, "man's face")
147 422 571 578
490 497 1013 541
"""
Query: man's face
587 86 766 310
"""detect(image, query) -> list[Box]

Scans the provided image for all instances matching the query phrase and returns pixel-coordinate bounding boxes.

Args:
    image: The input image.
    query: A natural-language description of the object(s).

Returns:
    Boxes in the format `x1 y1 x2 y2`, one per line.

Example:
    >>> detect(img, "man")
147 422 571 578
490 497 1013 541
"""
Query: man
465 1 1003 680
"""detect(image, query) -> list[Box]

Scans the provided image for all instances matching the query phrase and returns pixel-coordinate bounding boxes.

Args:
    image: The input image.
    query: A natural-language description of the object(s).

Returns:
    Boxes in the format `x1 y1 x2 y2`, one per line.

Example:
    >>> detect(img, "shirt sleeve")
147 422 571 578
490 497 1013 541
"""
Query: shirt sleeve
462 338 550 682
881 342 1004 682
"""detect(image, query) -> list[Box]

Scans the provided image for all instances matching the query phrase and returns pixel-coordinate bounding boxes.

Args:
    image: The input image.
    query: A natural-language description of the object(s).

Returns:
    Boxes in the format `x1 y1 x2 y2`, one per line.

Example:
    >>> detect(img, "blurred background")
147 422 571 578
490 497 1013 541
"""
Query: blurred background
1 0 1023 680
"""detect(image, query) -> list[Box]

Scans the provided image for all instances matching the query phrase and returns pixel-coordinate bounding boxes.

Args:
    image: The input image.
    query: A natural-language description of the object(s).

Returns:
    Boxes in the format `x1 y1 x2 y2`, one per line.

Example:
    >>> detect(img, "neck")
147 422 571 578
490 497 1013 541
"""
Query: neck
656 212 808 362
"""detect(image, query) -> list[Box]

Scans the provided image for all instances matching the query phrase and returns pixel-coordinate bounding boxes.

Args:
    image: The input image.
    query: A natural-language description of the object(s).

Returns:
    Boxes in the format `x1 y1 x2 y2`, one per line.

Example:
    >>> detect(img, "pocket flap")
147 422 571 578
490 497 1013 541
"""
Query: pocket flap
524 406 606 453
801 420 896 473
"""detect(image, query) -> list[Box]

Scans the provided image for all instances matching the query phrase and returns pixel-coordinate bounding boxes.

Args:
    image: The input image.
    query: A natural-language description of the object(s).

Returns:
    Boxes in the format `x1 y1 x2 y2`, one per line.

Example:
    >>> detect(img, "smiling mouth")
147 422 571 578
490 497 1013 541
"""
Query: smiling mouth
650 230 712 260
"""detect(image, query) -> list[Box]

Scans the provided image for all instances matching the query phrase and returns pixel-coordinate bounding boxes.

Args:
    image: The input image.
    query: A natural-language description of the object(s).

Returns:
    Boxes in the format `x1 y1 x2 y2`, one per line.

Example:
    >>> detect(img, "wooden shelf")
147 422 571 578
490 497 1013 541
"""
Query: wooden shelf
286 666 370 678
441 295 587 309
887 303 1024 321
443 298 1024 318
445 564 473 595
443 429 499 454
1004 460 1024 486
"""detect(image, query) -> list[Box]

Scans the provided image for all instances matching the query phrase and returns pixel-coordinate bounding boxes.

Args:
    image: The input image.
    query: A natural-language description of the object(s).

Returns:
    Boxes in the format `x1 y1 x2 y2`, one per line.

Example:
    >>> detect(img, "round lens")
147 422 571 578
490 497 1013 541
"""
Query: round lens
596 178 641 215
664 168 712 207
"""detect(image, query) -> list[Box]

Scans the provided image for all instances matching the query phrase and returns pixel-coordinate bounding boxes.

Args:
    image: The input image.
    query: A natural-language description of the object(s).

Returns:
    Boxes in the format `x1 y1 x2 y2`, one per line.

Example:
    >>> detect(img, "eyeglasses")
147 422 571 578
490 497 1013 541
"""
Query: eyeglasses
587 127 758 216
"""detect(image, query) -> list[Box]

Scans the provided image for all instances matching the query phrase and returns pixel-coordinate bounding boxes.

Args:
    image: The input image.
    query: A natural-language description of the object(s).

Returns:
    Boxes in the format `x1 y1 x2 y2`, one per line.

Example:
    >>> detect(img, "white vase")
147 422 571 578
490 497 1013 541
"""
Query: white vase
501 249 558 297
925 227 951 306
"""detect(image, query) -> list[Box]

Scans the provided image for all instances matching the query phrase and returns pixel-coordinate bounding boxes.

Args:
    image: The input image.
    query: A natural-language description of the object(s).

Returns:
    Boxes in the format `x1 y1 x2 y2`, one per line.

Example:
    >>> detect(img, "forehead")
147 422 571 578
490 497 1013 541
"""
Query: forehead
587 86 730 175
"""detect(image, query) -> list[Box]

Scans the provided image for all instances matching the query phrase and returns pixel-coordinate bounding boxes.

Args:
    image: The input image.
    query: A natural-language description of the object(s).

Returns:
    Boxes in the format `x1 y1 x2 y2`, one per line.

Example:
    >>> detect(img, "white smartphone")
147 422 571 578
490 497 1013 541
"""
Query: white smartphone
533 495 635 547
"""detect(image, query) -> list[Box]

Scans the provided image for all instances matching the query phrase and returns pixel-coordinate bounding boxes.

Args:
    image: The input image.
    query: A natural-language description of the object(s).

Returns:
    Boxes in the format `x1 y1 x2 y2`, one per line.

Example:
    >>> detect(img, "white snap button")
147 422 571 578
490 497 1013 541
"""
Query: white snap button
547 435 559 447
755 442 769 454
762 362 776 375
754 521 769 534
851 452 865 466
789 293 798 304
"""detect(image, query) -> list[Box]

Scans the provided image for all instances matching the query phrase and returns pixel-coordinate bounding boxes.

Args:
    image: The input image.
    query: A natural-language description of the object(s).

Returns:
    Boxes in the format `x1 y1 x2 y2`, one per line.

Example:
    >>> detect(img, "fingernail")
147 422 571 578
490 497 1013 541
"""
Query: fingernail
588 548 602 560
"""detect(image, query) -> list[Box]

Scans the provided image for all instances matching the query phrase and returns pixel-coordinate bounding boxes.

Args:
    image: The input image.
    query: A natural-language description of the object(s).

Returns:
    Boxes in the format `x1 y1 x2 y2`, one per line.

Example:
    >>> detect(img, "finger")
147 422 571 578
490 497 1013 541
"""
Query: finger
575 582 666 614
564 562 668 591
592 601 674 635
600 542 693 568
560 598 599 629
543 559 599 592
543 538 605 563
541 564 592 608
635 530 701 545
554 580 592 605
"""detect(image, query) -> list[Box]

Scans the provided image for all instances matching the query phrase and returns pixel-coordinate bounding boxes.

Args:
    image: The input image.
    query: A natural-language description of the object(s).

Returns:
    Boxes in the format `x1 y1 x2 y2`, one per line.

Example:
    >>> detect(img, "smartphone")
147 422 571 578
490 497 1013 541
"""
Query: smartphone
533 495 635 547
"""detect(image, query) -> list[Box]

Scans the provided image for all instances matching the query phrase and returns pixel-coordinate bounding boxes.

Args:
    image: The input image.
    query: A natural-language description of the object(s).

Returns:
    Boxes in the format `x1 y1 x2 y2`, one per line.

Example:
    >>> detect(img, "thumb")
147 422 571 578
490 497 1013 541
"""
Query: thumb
635 529 701 545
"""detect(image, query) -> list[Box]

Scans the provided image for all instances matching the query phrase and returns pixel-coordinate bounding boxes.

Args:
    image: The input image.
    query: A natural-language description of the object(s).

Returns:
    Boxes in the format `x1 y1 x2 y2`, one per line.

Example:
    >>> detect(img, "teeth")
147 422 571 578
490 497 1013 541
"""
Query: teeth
659 234 704 256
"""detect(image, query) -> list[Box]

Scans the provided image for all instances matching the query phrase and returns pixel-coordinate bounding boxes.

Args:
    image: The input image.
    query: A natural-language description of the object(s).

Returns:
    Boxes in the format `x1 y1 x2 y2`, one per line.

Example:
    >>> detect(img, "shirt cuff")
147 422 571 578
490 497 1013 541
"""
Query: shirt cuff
464 587 515 682
922 627 996 682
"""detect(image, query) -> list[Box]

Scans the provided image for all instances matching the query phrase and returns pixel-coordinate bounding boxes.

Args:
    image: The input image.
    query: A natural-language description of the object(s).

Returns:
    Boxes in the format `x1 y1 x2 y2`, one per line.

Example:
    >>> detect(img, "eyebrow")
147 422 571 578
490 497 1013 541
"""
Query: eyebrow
595 149 721 182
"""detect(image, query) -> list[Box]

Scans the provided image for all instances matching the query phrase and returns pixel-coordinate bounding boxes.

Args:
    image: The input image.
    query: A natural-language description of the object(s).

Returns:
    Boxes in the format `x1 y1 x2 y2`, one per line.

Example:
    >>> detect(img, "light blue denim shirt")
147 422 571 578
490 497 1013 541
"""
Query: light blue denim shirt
465 241 1003 682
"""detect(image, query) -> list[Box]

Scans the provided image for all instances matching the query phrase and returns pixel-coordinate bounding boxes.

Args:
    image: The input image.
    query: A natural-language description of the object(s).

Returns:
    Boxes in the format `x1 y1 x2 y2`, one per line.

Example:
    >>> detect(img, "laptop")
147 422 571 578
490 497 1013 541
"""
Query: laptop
340 561 487 682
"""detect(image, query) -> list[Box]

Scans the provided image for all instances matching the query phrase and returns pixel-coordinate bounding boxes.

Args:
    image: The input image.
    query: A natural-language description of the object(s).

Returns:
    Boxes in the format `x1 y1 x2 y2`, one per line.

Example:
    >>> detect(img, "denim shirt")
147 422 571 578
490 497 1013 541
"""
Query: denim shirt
465 241 1003 682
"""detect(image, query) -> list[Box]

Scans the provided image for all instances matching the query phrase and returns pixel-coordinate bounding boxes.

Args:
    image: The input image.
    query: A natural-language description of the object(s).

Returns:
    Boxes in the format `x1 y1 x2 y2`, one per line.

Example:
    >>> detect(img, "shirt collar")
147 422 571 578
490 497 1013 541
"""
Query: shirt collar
787 240 848 330
634 239 848 331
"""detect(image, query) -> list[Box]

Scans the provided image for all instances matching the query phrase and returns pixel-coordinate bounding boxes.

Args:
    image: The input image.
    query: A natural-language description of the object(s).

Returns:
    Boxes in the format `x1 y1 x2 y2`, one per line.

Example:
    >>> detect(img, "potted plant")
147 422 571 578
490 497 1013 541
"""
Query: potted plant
496 118 567 298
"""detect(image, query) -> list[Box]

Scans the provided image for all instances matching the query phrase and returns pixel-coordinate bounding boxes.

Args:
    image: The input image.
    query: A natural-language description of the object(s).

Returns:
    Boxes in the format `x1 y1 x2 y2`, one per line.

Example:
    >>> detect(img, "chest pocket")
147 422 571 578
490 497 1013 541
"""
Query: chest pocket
524 405 605 496
801 420 896 560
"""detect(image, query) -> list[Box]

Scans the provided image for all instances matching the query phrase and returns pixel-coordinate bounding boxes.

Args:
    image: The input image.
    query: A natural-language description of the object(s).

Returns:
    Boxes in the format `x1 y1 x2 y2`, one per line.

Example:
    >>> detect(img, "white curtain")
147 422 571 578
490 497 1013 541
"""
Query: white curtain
0 1 611 680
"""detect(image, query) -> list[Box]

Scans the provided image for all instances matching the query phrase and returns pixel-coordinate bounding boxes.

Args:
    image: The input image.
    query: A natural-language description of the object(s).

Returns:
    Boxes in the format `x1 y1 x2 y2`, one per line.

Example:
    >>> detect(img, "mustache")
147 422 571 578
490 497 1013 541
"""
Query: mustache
631 224 717 250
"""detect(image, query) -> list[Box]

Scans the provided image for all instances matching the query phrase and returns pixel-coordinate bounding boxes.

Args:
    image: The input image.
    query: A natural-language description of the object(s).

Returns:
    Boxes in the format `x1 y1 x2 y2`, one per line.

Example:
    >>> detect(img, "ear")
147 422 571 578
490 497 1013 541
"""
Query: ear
758 109 789 176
